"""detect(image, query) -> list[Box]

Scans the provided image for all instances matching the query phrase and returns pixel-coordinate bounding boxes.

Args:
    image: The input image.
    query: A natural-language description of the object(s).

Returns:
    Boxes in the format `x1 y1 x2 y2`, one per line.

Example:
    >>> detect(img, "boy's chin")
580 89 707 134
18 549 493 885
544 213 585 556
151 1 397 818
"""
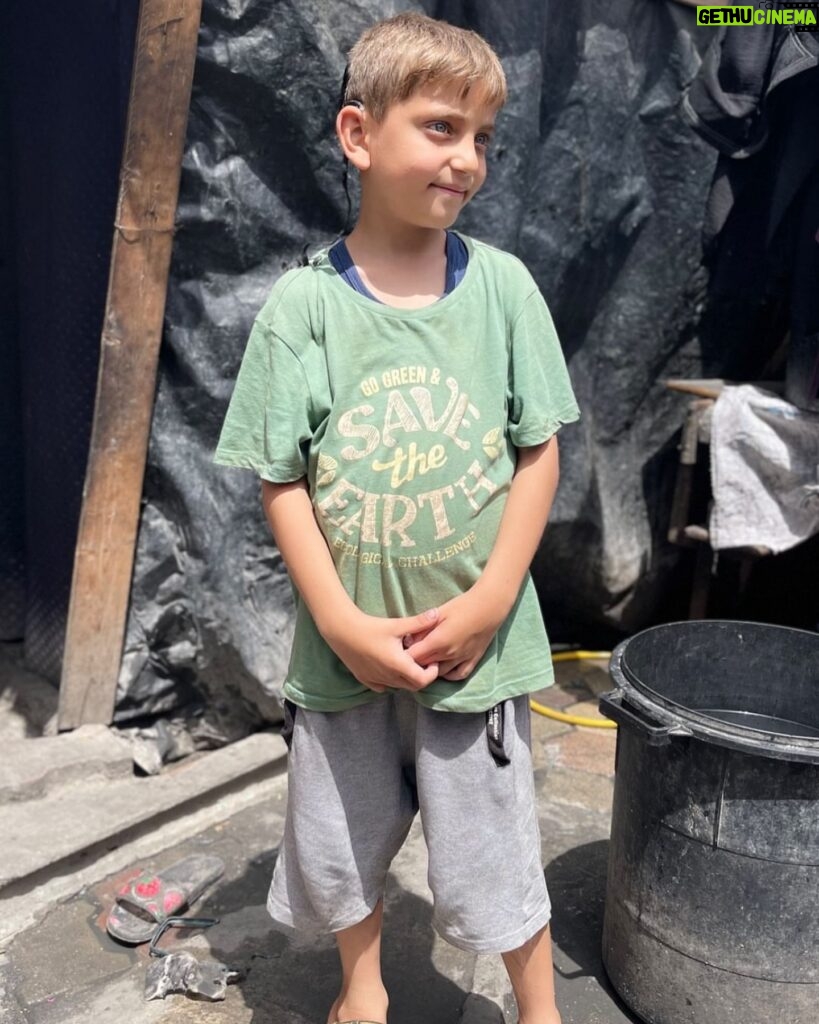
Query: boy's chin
424 207 466 229
403 217 461 233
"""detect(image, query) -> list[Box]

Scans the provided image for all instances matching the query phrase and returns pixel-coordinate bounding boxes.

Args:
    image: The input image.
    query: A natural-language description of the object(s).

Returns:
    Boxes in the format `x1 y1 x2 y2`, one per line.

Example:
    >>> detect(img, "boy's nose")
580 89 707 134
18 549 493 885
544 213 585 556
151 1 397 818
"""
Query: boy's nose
450 137 482 175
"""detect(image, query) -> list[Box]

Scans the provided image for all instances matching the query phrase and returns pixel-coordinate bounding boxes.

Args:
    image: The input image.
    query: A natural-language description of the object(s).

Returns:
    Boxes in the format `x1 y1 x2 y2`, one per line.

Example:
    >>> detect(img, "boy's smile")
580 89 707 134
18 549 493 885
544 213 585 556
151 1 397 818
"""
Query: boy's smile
357 82 498 234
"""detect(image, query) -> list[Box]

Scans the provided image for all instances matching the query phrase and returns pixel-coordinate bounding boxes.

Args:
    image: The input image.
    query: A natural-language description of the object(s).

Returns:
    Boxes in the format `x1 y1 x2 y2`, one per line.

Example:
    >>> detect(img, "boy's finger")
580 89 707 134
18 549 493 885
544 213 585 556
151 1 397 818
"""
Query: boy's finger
441 661 471 681
407 631 452 665
402 624 436 648
403 658 438 688
399 608 439 637
405 636 433 663
437 658 460 676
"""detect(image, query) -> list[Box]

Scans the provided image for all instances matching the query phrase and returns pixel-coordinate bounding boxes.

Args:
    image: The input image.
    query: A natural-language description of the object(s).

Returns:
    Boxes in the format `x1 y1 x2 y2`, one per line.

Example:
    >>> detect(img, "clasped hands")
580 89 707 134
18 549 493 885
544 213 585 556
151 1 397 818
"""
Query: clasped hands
324 585 506 694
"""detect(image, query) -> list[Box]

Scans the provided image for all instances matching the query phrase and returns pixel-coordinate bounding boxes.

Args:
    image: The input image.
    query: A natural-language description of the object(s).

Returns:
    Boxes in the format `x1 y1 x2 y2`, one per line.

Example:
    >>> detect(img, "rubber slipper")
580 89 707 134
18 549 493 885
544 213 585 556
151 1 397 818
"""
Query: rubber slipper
106 854 225 944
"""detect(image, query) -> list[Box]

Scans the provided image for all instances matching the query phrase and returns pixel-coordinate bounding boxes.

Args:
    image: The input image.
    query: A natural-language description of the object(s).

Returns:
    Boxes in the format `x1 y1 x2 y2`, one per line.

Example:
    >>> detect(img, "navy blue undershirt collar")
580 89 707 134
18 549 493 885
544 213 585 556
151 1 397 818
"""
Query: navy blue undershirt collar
327 230 469 303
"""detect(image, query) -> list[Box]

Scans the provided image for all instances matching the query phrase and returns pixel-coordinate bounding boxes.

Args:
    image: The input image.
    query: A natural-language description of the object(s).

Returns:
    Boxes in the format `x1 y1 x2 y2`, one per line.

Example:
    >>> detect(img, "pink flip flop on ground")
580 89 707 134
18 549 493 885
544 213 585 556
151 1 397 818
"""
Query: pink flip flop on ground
106 854 225 944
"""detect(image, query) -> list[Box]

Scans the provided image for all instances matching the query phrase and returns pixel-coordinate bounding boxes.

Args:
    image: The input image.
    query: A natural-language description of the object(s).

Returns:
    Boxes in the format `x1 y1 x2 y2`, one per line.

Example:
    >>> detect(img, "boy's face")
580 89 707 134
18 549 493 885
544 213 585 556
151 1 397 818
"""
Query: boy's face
359 81 499 232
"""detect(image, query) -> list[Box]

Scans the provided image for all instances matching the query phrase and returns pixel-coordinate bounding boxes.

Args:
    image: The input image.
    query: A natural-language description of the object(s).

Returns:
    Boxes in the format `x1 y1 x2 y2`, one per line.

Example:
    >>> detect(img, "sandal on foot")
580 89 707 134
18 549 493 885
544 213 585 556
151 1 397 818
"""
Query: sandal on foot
106 854 224 944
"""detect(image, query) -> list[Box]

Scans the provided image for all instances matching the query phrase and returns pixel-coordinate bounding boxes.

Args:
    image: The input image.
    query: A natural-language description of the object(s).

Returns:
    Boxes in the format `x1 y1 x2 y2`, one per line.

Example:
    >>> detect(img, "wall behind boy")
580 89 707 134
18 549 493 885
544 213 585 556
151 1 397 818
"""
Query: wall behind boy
115 1 725 730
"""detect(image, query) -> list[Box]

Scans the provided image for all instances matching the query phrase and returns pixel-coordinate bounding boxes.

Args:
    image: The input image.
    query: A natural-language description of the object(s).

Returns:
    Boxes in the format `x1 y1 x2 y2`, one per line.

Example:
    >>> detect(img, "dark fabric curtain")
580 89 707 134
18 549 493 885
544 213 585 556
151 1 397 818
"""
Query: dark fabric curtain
0 1 140 675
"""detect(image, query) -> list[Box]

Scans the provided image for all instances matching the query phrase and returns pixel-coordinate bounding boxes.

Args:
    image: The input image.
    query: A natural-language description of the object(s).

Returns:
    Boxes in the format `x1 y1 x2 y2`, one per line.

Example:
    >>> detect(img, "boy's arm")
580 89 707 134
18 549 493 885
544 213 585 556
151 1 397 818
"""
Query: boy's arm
406 436 560 680
261 479 440 692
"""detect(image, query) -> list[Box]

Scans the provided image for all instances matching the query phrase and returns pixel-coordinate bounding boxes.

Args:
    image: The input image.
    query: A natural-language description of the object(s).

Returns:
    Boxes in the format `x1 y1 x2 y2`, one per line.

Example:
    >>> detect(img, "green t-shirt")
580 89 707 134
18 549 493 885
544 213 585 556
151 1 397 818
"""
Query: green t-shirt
214 232 580 712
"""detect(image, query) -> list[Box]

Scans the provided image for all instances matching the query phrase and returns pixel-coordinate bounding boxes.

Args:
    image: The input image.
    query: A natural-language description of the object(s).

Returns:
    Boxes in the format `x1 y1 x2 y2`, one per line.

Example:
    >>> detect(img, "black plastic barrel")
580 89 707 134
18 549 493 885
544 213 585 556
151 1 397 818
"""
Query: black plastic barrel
599 620 819 1024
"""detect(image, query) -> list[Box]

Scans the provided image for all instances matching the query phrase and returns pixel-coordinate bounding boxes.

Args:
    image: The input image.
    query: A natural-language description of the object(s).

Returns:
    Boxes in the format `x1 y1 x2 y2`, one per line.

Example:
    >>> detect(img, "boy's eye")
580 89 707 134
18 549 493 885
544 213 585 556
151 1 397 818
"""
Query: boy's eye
427 121 493 149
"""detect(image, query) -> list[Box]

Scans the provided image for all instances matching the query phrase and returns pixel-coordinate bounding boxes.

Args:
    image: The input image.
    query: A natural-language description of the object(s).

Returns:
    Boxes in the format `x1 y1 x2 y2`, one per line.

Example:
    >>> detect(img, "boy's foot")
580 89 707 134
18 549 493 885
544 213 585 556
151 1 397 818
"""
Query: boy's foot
327 991 389 1024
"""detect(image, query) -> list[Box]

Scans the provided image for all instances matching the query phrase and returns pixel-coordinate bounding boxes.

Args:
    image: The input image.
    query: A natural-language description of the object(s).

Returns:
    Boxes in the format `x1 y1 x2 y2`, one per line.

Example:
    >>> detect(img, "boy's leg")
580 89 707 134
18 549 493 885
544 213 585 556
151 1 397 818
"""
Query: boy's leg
501 924 561 1024
269 695 416 1023
327 898 389 1024
416 695 559 1022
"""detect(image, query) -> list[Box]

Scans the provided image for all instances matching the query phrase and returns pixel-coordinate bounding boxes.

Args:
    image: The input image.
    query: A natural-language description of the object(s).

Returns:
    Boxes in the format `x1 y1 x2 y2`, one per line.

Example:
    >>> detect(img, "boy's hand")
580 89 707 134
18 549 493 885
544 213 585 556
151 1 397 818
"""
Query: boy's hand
403 586 505 681
323 608 441 693
405 439 561 682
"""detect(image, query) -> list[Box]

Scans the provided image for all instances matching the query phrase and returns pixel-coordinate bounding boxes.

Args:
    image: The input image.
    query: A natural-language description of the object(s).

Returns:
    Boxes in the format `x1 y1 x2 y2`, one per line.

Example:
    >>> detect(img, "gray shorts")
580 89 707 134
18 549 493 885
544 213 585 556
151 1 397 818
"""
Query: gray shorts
267 691 551 954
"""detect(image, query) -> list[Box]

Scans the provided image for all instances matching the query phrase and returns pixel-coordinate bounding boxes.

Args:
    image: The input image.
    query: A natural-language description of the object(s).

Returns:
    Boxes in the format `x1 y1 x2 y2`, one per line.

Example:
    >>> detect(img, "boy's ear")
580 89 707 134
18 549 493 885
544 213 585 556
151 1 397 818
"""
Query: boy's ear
335 104 371 172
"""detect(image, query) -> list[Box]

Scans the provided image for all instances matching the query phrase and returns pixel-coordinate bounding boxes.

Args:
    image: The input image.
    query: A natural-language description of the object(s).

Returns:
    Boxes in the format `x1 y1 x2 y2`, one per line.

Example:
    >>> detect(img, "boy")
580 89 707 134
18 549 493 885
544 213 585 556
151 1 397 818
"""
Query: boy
215 12 579 1024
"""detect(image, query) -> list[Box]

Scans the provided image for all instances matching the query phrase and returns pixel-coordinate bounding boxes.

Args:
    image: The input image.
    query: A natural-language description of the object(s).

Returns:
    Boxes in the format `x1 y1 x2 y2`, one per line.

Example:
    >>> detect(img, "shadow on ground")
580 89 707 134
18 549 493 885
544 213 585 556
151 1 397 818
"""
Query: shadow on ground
545 839 642 1024
162 844 500 1024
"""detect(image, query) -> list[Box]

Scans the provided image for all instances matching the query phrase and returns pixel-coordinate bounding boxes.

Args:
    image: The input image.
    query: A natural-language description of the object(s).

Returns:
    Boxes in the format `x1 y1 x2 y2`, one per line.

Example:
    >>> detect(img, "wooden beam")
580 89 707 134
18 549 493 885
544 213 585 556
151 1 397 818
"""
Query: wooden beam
662 378 786 400
58 0 203 729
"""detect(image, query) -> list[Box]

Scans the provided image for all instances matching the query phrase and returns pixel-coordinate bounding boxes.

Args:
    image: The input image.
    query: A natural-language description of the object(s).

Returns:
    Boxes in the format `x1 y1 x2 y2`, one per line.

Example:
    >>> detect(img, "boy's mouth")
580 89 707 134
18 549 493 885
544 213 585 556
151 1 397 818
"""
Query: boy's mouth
431 184 467 197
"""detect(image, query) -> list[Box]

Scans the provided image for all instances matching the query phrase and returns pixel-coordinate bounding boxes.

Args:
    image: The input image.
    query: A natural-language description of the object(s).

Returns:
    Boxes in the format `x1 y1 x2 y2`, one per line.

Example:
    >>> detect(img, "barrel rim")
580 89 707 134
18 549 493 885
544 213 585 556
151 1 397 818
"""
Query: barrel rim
609 620 819 763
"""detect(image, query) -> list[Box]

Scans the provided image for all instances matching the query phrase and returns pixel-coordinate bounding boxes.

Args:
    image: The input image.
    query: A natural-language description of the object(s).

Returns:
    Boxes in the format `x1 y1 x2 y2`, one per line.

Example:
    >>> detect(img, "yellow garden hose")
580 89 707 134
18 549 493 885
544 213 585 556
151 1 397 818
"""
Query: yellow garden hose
530 650 617 729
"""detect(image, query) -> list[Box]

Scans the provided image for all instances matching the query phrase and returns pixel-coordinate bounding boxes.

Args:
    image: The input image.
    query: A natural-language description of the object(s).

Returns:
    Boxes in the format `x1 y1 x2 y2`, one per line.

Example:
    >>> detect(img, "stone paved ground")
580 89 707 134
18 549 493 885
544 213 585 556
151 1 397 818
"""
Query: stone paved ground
1 658 640 1024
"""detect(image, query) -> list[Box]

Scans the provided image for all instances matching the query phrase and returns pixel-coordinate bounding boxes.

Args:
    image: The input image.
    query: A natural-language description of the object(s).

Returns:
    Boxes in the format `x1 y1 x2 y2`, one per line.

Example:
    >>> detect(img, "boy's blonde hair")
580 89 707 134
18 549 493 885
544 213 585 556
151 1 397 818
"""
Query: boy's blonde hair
343 12 507 122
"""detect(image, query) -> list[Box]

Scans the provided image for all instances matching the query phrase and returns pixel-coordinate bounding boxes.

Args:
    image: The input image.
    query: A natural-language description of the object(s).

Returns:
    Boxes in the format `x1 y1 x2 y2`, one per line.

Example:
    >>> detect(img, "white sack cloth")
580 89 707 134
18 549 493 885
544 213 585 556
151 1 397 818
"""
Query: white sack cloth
709 385 819 553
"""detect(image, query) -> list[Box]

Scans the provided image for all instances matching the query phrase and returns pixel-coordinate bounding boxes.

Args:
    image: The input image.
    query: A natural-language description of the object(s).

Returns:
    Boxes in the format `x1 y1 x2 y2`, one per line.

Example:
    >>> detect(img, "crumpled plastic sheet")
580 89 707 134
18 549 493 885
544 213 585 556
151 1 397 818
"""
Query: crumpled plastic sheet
115 717 198 774
144 951 243 1001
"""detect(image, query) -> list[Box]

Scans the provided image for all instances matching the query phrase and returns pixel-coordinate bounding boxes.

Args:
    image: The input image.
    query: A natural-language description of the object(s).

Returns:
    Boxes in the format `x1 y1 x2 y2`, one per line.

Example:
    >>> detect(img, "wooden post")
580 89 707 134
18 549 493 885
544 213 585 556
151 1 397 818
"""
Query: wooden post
58 0 203 729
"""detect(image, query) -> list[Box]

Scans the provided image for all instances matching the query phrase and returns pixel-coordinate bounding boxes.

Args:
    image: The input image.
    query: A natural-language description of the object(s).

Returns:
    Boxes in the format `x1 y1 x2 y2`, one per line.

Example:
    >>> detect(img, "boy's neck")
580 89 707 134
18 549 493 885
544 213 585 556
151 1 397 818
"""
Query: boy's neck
345 207 448 263
342 211 453 309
